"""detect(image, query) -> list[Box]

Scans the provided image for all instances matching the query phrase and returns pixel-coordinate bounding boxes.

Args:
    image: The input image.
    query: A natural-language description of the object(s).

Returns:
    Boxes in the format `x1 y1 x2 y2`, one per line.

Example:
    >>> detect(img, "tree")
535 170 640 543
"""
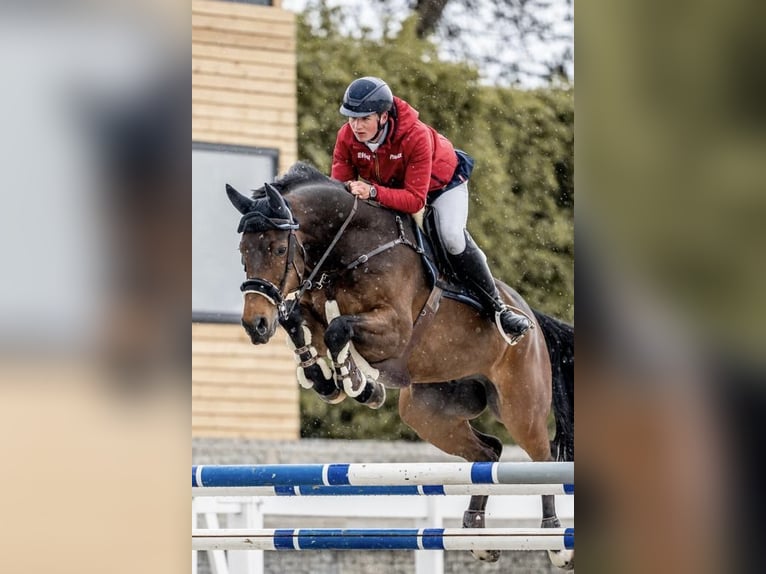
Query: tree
410 0 573 85
297 0 573 86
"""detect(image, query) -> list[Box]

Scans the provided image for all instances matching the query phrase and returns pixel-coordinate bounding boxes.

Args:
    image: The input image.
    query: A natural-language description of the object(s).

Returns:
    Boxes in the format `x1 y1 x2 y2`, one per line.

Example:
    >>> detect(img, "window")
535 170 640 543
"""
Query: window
192 142 278 321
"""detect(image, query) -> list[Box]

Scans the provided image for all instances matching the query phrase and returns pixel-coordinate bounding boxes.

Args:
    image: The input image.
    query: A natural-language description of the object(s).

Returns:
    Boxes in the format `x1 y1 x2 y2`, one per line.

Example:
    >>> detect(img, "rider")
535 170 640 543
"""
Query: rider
331 76 532 344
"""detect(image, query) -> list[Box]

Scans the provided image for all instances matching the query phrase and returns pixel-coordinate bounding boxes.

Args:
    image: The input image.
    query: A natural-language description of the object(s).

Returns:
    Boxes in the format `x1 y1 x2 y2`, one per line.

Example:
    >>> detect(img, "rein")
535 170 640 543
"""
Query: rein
283 196 360 317
243 195 424 323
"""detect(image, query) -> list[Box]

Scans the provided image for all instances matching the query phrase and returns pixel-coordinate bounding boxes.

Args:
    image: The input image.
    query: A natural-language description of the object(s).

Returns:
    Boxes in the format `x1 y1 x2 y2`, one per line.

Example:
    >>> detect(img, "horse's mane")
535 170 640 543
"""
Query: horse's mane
239 162 357 234
251 162 345 198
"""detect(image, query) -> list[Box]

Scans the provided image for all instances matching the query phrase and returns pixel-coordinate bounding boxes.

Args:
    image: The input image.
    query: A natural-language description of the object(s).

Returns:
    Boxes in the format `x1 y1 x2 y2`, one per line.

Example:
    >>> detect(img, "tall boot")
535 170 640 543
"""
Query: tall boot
449 233 533 345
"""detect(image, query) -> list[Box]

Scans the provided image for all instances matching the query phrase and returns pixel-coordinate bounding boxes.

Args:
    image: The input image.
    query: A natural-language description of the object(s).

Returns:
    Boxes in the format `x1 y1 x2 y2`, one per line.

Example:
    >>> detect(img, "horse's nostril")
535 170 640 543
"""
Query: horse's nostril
255 317 269 336
242 317 271 340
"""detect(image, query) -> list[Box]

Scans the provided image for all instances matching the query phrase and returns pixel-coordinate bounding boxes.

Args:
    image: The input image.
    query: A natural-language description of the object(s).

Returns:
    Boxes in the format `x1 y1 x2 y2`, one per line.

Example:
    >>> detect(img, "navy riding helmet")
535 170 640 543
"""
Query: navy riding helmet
339 77 394 117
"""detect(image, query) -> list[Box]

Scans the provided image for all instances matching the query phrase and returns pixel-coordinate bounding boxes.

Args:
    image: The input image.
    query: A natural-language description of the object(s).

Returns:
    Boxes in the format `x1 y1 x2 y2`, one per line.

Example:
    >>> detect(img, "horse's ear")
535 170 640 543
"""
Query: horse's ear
226 184 254 215
264 182 292 220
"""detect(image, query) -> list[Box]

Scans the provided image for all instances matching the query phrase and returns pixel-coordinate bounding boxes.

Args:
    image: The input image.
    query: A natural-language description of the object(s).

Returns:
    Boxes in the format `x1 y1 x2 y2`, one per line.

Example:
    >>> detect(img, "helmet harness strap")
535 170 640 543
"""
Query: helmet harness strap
372 113 388 143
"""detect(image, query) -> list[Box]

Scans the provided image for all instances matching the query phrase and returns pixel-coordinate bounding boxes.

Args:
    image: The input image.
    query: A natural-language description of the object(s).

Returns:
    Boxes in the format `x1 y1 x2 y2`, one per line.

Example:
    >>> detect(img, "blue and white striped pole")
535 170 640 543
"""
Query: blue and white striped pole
192 483 574 497
192 462 573 488
192 527 575 551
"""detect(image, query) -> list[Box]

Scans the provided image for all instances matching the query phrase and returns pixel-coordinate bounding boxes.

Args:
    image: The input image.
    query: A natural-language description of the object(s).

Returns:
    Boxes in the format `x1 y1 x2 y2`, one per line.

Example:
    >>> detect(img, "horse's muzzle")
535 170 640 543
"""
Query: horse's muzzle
241 316 276 344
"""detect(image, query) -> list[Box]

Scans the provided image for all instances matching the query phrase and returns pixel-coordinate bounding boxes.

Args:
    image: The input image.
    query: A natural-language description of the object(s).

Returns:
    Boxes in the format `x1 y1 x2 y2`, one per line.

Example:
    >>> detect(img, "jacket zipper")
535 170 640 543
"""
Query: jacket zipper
373 153 381 182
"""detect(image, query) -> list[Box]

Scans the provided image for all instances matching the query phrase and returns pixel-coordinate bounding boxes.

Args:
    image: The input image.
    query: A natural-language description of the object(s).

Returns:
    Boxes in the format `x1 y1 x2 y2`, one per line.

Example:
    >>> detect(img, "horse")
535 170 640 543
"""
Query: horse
226 162 574 568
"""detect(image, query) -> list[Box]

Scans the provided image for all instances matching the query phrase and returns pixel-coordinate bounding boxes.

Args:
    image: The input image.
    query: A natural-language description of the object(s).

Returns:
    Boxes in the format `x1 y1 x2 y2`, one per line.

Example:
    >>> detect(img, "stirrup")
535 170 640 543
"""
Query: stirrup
494 309 532 346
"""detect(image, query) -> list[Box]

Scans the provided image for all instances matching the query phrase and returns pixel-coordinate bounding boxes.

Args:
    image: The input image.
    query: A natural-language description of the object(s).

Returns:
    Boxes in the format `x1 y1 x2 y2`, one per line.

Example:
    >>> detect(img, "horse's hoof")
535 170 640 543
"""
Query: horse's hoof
472 549 501 562
548 549 574 570
316 388 346 404
463 510 501 562
542 516 574 569
360 382 386 409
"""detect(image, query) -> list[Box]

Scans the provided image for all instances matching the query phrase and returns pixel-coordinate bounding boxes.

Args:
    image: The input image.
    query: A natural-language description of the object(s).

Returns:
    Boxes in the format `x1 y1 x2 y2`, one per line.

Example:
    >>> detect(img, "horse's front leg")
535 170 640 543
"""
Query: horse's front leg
323 302 395 409
279 302 345 404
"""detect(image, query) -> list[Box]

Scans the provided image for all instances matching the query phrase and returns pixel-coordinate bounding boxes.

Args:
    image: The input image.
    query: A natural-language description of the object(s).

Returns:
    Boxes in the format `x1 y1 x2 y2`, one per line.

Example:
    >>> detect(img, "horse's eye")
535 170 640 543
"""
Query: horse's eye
275 246 288 256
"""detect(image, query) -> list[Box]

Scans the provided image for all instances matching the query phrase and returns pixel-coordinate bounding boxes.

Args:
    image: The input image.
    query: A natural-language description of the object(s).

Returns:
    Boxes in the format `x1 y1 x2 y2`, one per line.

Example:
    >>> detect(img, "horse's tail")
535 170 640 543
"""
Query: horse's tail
532 310 574 462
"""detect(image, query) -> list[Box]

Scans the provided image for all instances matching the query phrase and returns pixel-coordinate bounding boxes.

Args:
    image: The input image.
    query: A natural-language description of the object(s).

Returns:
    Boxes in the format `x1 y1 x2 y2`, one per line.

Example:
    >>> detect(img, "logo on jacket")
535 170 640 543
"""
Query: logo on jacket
389 153 402 160
357 152 371 161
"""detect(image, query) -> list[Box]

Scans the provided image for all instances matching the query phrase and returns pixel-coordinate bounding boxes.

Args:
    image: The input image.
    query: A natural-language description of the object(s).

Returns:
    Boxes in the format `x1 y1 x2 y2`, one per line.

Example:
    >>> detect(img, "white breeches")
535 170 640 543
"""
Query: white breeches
430 181 469 255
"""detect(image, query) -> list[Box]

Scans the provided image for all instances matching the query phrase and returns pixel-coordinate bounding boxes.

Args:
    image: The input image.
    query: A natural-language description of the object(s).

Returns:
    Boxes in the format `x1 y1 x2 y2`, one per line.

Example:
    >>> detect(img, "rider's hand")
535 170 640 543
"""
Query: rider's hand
346 180 373 200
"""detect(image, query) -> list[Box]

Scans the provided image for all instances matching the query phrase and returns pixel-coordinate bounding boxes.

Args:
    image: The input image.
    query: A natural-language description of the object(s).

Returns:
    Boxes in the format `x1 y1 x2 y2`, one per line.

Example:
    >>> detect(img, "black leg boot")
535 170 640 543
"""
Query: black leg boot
449 233 533 345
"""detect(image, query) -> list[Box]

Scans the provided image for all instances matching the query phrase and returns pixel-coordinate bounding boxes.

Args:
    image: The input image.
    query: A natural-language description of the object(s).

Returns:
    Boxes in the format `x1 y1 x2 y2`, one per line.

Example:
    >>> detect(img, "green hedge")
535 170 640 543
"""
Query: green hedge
294 6 572 441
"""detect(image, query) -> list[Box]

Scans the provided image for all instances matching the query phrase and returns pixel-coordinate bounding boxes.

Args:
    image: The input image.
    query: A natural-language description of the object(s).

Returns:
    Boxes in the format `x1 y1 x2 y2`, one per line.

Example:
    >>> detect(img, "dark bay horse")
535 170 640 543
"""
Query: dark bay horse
226 162 574 568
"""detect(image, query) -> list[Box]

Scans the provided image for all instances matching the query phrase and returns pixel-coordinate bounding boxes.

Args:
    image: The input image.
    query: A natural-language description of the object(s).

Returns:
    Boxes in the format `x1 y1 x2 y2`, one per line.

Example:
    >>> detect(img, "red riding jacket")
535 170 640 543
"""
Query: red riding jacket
331 96 458 214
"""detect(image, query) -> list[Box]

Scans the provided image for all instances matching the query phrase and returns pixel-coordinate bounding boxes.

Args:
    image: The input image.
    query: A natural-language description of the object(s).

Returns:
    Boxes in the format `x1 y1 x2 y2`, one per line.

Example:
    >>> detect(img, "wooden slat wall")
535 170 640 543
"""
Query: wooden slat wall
192 1 299 439
192 323 300 439
192 0 297 172
192 0 299 439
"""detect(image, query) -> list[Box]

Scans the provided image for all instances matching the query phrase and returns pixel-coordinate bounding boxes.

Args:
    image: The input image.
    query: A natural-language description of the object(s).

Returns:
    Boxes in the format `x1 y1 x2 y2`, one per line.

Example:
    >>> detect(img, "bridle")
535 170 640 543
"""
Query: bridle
240 193 422 322
239 197 360 322
238 203 303 321
240 229 304 320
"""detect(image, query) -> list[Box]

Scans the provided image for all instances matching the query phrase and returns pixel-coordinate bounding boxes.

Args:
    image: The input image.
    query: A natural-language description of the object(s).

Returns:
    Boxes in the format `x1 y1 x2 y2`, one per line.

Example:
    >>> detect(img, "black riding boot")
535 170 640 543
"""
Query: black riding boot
449 234 533 345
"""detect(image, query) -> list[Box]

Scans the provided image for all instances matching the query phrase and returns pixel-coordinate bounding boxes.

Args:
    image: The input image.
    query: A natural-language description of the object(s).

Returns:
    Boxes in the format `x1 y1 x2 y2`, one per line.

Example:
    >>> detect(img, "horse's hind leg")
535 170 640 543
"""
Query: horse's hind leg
542 494 574 569
496 374 575 570
398 381 503 563
461 428 504 563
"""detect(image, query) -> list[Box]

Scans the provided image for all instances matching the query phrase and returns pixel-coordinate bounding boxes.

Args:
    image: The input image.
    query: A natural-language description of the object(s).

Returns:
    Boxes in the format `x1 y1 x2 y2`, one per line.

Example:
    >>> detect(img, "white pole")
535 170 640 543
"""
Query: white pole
227 498 264 574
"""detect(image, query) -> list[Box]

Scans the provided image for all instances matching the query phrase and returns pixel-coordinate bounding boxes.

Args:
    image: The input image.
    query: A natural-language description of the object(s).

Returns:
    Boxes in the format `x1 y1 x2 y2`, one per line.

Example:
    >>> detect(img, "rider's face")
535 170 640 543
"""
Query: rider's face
348 112 387 143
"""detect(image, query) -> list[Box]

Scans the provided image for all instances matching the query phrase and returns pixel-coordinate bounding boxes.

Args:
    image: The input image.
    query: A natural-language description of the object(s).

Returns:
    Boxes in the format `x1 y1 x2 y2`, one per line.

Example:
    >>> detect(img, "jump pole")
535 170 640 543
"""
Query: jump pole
192 462 573 488
192 483 574 497
192 527 575 552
